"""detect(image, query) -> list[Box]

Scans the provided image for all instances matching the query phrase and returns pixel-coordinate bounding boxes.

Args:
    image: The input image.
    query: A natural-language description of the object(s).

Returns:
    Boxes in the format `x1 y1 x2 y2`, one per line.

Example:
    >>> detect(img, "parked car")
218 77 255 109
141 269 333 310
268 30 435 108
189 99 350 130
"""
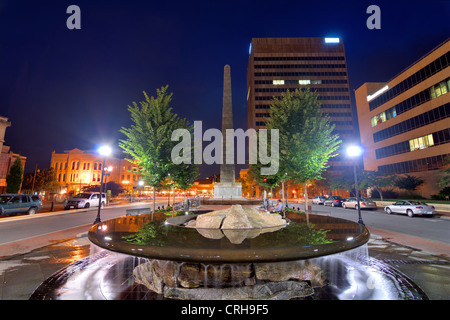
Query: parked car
64 192 106 210
384 200 435 217
312 196 327 205
342 198 377 210
0 194 43 215
323 196 346 207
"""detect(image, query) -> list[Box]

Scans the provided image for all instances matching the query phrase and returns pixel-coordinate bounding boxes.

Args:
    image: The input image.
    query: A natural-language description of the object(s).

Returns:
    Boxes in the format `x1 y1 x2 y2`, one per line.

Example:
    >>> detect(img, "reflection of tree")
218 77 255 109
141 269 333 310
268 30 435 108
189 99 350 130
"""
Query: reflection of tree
123 221 168 246
252 222 333 248
123 220 204 247
123 220 333 250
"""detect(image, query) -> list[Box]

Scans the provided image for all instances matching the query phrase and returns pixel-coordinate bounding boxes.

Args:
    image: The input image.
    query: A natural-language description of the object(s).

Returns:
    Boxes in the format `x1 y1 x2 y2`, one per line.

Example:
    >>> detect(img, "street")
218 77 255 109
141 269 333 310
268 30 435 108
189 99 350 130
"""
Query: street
0 200 168 247
295 203 450 245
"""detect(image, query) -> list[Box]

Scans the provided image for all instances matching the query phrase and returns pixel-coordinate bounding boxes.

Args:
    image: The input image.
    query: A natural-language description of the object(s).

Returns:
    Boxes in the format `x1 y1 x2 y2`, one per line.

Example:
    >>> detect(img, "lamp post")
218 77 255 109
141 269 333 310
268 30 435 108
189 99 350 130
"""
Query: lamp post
346 145 364 226
93 145 111 225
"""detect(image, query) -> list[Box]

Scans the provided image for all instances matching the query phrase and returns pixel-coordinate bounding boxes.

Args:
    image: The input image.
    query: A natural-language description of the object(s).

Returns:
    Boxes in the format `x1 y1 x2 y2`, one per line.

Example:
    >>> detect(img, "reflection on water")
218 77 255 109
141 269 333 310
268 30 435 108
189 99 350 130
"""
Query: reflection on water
122 220 334 247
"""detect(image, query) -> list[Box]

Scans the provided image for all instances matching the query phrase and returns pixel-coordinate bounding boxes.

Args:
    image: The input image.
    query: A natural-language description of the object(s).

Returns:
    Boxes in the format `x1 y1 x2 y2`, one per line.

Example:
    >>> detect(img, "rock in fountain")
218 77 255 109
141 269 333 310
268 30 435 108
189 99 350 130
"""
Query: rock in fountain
186 205 286 244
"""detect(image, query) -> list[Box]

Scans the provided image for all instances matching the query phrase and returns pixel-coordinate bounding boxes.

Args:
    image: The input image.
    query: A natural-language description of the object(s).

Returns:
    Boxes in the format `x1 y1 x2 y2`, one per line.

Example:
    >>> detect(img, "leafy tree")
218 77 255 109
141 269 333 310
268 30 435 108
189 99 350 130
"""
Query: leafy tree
360 170 396 201
438 156 450 187
169 122 199 196
264 88 341 210
21 168 58 193
394 174 424 192
6 157 24 193
119 86 197 212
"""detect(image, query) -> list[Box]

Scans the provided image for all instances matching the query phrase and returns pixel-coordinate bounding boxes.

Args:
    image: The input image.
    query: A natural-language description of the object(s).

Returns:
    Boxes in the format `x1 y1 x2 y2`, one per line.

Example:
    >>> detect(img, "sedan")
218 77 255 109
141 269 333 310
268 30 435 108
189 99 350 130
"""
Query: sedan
384 200 435 217
312 196 327 205
323 196 346 207
342 198 377 210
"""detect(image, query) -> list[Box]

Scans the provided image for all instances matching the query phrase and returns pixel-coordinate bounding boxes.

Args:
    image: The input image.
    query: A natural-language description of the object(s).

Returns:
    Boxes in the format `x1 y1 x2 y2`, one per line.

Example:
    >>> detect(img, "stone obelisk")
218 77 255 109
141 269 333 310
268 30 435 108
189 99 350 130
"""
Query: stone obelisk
213 65 243 199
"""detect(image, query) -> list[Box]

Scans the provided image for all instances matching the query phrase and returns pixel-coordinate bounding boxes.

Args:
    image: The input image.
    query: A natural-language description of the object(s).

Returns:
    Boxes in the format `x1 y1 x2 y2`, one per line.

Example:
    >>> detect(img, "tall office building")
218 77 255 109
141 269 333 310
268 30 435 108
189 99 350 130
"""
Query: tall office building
247 37 356 173
354 39 449 197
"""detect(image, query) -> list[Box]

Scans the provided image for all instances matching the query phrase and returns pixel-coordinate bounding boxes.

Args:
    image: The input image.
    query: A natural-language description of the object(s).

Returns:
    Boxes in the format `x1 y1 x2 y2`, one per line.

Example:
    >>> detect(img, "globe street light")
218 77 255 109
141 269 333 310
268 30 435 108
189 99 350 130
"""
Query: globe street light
94 145 112 224
346 144 364 225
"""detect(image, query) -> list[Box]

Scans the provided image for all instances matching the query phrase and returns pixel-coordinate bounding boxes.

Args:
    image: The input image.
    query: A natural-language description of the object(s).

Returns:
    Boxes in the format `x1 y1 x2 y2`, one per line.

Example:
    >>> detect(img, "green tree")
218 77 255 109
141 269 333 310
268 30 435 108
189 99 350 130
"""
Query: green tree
394 174 424 192
438 156 450 187
119 86 193 212
360 170 396 201
265 88 341 210
21 168 58 194
169 121 199 197
6 157 24 193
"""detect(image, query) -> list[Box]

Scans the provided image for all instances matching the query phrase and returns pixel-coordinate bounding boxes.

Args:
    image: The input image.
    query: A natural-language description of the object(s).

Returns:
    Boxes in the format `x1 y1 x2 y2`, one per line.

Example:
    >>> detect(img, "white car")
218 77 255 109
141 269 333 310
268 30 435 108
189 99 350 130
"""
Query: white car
384 200 435 217
312 196 327 205
64 192 106 210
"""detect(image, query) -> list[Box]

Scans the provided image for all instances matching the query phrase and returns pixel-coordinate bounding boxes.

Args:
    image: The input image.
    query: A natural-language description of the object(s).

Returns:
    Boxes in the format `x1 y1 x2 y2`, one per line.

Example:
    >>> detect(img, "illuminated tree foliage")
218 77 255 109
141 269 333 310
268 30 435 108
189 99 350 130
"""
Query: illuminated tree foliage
119 86 198 212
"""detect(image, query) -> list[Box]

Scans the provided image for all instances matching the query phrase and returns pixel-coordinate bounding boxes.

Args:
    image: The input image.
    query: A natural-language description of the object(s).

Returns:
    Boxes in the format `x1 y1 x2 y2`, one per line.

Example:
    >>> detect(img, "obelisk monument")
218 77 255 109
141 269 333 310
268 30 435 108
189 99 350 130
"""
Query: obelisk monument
213 65 243 199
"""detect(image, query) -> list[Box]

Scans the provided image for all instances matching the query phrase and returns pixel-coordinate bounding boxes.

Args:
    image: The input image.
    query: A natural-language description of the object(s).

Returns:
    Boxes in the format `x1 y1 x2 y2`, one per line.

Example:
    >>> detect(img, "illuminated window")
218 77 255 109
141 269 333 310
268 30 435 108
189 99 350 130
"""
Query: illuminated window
298 80 311 85
430 79 449 99
371 107 397 127
273 80 284 85
409 134 434 151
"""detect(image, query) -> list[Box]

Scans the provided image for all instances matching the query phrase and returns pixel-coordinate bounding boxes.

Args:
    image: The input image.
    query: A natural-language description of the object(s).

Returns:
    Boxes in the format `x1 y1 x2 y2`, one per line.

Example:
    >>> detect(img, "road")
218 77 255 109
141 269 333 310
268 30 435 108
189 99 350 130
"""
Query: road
0 200 168 246
291 202 450 245
0 201 448 251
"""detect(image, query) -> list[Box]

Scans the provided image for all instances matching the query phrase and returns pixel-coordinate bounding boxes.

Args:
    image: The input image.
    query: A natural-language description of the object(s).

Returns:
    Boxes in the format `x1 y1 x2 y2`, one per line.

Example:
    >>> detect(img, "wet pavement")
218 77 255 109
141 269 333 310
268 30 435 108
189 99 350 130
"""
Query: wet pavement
0 233 449 300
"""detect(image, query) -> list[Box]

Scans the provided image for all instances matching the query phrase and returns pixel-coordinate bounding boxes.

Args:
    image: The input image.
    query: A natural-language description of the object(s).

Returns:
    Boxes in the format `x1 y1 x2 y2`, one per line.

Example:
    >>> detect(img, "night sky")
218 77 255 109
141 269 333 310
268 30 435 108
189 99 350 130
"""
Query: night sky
0 0 449 177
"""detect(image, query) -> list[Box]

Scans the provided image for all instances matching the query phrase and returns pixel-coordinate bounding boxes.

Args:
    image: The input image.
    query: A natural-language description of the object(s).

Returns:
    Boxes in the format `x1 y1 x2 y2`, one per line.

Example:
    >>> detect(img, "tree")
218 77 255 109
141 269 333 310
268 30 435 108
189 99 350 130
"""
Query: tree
360 170 396 201
6 157 24 193
21 168 58 194
438 156 450 187
119 86 196 212
394 174 424 192
264 88 341 210
169 121 199 197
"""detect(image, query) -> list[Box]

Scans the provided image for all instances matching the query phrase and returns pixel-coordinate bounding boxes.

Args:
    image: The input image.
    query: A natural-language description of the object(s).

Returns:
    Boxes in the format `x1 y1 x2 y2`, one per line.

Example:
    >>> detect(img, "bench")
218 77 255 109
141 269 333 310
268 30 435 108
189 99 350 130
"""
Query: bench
126 207 152 216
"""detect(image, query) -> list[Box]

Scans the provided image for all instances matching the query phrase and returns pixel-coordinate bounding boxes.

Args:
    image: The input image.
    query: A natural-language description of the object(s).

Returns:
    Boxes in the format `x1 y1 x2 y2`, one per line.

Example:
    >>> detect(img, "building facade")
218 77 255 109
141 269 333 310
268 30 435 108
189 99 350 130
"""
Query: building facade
354 39 450 198
247 37 356 174
0 116 26 193
50 149 140 195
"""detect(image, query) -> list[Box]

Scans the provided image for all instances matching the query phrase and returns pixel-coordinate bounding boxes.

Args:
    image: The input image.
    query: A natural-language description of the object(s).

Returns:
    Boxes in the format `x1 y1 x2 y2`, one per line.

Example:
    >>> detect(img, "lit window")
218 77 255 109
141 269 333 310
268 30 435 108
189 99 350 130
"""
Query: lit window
298 80 311 85
273 80 284 85
409 134 435 151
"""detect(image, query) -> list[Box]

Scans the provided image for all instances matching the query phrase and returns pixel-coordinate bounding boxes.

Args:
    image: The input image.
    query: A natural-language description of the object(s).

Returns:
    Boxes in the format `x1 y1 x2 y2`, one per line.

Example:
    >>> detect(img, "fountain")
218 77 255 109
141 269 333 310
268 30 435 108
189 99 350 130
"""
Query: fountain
30 205 427 300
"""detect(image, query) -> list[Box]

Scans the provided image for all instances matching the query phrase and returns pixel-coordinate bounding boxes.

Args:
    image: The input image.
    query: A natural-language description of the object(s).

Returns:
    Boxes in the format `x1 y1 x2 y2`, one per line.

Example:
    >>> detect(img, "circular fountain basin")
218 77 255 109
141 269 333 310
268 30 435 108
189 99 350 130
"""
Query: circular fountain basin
88 211 370 263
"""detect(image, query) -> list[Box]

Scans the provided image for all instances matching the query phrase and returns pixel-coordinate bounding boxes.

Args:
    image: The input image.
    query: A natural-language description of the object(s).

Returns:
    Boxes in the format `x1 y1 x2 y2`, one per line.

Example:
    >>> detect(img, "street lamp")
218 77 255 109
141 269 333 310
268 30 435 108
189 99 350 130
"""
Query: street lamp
94 145 112 224
346 145 364 225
